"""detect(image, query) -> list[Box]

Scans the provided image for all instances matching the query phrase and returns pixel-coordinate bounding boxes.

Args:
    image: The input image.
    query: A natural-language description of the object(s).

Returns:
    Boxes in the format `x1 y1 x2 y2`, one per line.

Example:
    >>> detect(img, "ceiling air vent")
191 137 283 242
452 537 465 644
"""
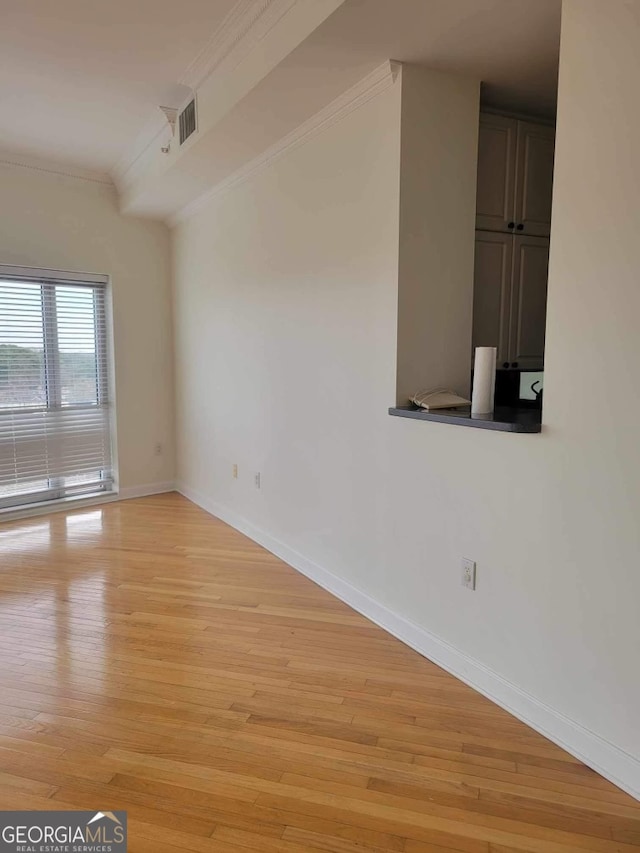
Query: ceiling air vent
179 99 197 145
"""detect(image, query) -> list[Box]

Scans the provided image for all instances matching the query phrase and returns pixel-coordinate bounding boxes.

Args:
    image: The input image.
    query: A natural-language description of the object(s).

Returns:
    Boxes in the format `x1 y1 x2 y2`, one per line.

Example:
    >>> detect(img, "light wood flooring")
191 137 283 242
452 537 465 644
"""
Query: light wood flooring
0 492 638 852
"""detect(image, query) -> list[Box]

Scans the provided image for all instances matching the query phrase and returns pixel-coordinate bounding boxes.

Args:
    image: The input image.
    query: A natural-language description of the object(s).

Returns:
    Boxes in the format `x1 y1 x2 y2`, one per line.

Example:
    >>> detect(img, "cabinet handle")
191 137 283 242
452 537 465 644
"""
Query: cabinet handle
512 361 519 368
502 362 510 369
516 223 524 231
507 221 515 230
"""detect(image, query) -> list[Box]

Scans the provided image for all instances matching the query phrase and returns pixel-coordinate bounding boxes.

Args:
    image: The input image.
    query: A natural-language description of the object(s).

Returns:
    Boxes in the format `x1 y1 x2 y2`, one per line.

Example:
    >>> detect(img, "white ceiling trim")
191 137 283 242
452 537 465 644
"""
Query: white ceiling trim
111 113 170 191
179 0 299 91
0 148 112 186
169 59 400 227
111 0 301 193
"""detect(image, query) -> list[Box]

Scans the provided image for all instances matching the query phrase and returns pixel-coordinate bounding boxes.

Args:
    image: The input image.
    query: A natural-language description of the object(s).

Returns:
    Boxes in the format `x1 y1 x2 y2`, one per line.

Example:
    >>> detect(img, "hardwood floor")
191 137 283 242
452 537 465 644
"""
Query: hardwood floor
0 493 638 852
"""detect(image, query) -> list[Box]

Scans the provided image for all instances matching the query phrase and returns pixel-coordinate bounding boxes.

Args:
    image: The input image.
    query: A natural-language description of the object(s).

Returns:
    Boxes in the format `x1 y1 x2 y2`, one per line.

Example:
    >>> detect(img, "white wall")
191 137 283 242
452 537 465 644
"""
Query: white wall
0 165 175 492
396 65 479 403
172 4 640 798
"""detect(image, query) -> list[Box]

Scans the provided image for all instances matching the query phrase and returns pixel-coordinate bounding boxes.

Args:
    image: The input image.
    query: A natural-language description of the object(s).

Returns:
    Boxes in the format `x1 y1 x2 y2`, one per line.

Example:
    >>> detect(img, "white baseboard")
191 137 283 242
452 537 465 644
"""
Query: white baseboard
118 481 176 500
178 481 640 802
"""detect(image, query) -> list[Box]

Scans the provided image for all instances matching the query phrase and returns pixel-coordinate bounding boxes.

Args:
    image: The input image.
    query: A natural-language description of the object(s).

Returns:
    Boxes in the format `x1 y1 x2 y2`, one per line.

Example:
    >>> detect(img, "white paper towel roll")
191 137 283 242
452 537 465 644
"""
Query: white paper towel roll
471 347 497 415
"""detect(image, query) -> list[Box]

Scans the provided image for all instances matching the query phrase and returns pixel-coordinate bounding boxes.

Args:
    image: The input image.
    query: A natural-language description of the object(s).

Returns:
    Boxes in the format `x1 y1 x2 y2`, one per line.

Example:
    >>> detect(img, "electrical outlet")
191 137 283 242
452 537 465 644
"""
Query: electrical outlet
232 464 238 479
462 558 476 590
154 443 163 456
254 472 261 489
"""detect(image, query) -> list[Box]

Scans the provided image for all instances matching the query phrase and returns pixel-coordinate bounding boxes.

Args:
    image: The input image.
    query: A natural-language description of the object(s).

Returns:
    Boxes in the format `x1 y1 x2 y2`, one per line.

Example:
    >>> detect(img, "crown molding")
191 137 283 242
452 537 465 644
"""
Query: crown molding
111 113 170 191
111 0 299 194
0 148 112 186
169 60 401 227
180 0 299 91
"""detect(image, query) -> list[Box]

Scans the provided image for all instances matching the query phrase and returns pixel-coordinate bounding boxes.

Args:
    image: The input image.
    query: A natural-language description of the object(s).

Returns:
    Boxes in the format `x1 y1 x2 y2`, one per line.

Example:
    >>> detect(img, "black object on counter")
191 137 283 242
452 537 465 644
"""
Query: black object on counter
494 369 542 409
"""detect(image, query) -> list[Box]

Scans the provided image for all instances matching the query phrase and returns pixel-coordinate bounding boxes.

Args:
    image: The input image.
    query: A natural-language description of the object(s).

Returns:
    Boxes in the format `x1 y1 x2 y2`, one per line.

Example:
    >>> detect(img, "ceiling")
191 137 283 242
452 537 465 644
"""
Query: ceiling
0 0 561 182
299 0 561 118
0 0 238 171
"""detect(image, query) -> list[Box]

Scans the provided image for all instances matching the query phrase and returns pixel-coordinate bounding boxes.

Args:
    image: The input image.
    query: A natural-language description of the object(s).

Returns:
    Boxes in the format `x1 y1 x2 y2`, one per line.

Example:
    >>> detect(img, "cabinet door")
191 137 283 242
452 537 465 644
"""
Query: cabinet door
475 114 517 232
472 231 513 366
509 235 549 369
514 121 555 237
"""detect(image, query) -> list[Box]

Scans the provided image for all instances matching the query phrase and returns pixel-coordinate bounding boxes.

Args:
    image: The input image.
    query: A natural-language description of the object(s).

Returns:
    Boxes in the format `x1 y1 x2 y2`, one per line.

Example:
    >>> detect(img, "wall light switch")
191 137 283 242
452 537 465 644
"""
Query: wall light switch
462 558 476 590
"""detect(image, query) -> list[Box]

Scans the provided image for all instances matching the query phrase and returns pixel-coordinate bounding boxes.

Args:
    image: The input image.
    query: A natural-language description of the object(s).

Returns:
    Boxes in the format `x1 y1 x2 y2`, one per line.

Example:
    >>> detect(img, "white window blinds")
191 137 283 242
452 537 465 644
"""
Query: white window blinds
0 268 114 510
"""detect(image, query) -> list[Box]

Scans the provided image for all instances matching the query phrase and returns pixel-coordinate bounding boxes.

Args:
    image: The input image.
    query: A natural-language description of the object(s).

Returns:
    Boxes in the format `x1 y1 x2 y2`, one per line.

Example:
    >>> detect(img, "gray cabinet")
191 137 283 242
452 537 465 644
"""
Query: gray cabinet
473 231 549 370
475 114 517 233
510 235 550 369
472 232 512 365
514 122 555 237
476 113 555 237
473 112 553 371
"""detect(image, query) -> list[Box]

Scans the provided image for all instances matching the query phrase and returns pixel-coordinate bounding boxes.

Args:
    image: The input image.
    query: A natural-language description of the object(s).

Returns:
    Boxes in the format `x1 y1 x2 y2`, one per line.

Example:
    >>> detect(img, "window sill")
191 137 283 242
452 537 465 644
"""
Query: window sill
0 490 119 523
389 405 542 433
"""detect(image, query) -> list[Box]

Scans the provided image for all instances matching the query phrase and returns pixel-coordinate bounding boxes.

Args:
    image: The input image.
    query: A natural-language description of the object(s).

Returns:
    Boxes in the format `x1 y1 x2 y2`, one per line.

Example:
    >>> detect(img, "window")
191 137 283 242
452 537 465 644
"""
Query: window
0 266 114 510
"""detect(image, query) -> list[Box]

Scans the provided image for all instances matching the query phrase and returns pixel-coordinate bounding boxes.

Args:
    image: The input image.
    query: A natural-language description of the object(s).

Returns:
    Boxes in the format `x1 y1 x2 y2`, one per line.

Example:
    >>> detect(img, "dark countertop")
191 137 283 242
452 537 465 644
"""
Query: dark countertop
389 405 542 433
